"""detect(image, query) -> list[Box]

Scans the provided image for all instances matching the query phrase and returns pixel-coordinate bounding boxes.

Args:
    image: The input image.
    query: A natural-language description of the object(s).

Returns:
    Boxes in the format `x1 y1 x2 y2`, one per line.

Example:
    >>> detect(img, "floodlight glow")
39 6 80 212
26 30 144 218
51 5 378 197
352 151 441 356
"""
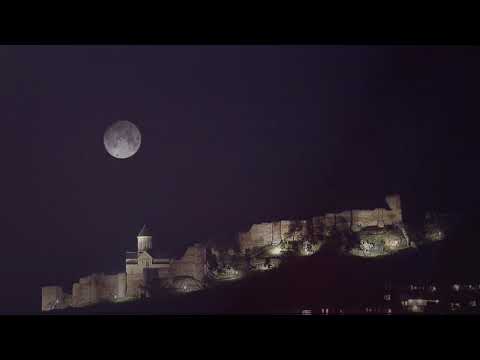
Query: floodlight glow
271 246 282 255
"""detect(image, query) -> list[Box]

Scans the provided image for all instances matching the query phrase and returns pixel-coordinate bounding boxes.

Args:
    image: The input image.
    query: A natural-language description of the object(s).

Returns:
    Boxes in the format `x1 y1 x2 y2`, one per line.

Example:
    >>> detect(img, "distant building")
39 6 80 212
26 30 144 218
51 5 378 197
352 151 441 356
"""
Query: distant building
125 225 172 298
126 224 207 297
41 224 207 311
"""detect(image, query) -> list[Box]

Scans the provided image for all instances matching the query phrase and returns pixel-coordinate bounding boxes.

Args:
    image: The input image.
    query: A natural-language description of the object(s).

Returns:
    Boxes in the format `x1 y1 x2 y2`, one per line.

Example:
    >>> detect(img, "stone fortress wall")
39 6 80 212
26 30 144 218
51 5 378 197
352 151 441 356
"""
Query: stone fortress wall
71 272 127 307
42 244 207 311
42 286 71 312
239 220 307 253
42 272 126 311
170 244 207 282
41 194 414 311
238 194 403 253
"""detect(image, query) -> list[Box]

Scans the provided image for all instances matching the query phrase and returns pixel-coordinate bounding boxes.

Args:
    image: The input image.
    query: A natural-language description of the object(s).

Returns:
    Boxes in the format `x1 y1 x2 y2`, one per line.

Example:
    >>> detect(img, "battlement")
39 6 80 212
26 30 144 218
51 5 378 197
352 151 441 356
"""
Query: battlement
42 272 127 311
238 194 403 253
41 286 70 312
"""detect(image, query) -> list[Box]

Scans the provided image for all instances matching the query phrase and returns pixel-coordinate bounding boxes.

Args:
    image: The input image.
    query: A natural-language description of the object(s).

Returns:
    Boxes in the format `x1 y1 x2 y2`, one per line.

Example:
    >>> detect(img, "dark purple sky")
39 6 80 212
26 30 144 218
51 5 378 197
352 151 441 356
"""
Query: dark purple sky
3 46 480 313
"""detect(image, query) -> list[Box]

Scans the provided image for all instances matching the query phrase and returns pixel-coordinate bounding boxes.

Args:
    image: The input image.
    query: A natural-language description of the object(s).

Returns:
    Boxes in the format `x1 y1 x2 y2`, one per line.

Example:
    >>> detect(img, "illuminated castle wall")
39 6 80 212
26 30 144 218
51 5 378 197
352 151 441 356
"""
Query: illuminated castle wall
41 194 418 311
238 194 404 253
41 225 207 311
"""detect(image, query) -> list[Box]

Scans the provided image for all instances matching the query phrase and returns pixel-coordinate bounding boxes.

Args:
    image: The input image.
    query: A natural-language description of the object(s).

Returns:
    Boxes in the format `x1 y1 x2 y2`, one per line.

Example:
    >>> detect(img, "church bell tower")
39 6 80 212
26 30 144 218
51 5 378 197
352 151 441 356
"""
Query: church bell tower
137 224 153 252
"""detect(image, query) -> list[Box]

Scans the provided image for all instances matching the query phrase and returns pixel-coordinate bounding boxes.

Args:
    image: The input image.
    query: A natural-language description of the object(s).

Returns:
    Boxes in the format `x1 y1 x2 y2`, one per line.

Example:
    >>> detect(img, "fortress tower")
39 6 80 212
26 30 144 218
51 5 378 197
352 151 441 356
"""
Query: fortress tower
137 224 153 252
385 194 402 212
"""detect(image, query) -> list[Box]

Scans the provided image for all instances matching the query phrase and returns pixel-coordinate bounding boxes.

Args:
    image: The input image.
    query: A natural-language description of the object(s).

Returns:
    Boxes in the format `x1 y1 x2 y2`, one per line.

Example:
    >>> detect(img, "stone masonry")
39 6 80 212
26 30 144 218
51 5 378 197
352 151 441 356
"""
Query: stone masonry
238 194 403 253
41 194 411 311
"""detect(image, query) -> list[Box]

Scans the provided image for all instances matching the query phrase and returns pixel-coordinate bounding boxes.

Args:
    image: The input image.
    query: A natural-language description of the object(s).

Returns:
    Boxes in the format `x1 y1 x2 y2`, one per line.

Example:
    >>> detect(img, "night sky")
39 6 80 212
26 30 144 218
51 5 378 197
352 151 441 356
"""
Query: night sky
3 46 480 313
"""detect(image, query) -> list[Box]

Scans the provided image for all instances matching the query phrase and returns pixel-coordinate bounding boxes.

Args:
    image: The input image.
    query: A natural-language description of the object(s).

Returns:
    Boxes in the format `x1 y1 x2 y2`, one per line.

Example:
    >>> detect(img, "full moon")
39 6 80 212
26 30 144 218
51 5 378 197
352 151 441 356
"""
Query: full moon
103 120 141 159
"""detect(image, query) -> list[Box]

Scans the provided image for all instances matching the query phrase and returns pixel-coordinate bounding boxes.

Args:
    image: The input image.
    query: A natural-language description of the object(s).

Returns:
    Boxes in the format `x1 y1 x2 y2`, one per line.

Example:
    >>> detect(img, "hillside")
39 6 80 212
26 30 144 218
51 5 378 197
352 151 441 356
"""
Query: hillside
52 241 465 315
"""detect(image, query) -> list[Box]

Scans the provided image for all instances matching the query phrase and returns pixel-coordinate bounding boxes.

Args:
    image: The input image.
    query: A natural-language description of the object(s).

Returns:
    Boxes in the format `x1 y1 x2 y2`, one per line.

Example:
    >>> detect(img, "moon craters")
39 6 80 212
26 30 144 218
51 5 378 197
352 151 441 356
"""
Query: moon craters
103 121 141 159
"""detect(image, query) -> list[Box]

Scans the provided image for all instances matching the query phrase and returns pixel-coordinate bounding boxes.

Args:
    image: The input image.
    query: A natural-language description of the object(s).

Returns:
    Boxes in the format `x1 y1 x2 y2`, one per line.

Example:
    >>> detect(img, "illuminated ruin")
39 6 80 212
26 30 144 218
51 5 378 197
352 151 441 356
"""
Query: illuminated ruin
42 194 450 312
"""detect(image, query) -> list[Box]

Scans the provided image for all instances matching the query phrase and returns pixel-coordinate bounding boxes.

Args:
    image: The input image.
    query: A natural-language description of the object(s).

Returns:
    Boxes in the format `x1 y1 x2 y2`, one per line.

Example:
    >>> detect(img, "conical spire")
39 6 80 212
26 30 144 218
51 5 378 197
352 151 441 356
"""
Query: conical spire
138 224 152 237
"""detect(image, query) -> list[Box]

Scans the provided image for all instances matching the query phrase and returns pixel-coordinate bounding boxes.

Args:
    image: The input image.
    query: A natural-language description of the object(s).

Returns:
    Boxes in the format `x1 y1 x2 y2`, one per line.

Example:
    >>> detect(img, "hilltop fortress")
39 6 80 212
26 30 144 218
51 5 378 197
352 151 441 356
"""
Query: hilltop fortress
42 226 207 311
238 194 405 254
42 194 447 311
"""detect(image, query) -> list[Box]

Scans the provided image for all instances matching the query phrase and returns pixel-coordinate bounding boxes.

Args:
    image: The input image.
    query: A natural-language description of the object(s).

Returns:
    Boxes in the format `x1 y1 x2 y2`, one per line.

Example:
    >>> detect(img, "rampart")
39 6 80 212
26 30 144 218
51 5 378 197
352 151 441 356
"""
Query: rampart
41 286 71 312
71 272 127 307
170 244 207 282
239 194 403 253
238 220 308 253
42 194 405 311
42 272 127 311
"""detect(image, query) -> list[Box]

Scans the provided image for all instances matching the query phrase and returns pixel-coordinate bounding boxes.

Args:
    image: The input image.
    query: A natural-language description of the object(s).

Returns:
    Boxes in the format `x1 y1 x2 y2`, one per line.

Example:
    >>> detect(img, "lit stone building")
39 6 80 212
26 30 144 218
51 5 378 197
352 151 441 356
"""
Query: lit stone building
125 225 173 298
42 224 207 311
125 225 207 297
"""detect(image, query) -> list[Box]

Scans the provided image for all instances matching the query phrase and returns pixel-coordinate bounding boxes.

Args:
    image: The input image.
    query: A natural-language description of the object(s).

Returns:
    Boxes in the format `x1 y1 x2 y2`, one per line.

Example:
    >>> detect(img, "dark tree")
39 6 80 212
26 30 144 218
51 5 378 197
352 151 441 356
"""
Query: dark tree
286 220 304 242
314 218 325 243
320 227 344 254
206 248 218 271
343 229 359 252
305 218 315 243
